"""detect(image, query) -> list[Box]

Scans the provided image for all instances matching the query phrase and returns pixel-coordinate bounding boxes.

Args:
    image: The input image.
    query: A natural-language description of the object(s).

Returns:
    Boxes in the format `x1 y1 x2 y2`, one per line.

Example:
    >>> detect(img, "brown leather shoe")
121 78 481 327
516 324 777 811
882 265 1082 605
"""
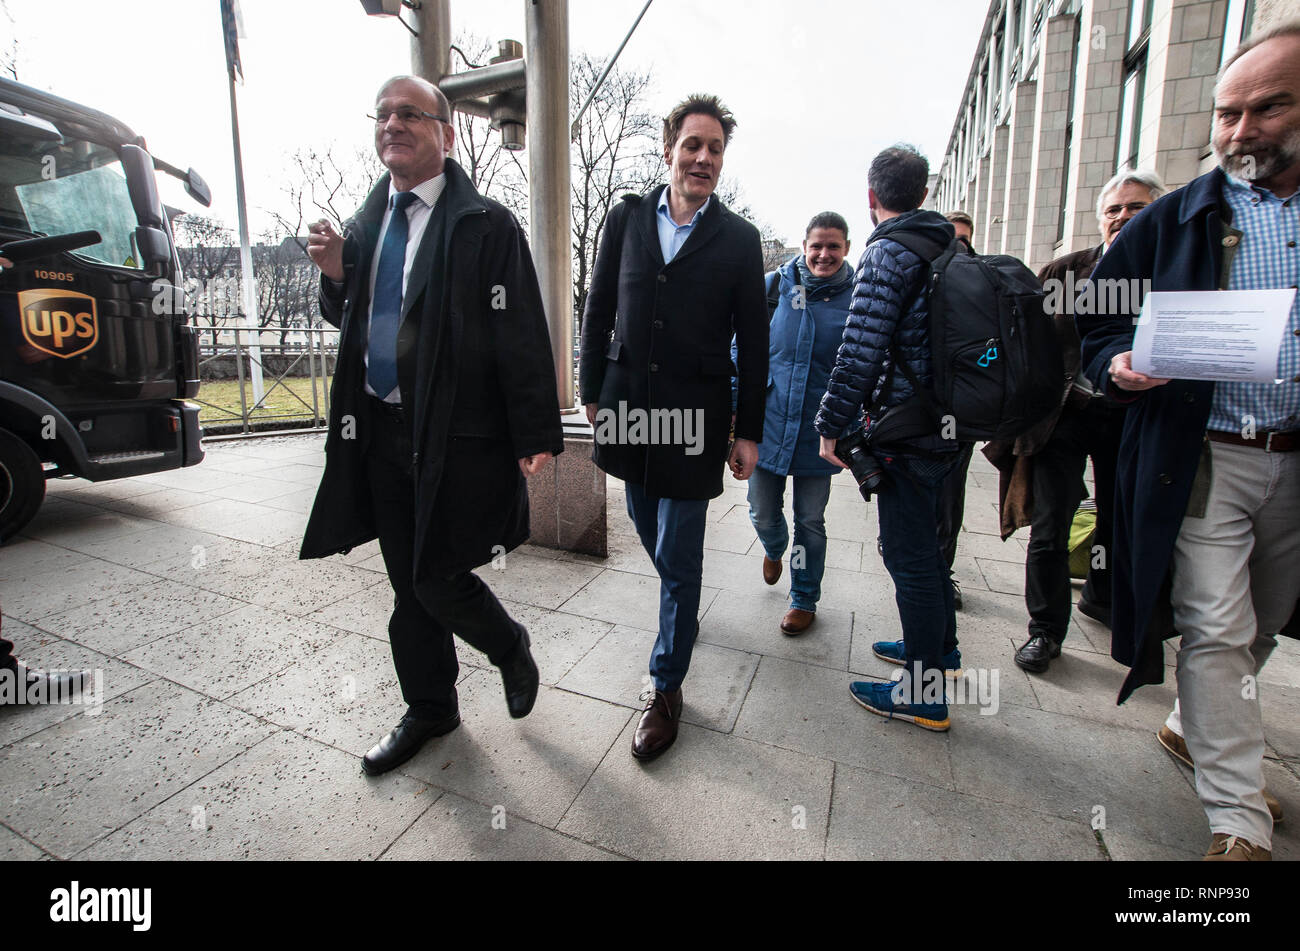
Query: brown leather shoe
780 608 815 635
631 688 683 761
762 556 782 585
1204 833 1271 861
1158 725 1283 822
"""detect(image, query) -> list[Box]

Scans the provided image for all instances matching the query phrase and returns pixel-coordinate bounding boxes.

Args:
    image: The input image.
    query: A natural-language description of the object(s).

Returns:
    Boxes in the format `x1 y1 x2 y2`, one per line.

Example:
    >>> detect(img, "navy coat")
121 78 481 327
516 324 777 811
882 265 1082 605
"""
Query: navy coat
748 257 854 477
1077 167 1297 704
815 211 956 444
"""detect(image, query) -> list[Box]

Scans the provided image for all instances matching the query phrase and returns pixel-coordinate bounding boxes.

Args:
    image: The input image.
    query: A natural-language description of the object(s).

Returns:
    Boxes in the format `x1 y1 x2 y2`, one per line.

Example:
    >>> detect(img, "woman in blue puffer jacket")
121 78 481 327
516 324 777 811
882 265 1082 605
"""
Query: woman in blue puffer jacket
744 212 855 635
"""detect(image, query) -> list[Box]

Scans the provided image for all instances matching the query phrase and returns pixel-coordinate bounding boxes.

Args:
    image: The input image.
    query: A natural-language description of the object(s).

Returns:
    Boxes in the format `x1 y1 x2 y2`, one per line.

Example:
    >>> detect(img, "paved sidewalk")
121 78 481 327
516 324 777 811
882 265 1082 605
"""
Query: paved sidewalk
1 433 1296 861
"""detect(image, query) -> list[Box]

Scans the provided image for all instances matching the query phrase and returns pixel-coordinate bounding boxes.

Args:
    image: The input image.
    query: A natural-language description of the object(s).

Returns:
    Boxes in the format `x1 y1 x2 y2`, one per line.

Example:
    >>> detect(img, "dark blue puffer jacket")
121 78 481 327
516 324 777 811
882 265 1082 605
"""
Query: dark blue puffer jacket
814 210 955 440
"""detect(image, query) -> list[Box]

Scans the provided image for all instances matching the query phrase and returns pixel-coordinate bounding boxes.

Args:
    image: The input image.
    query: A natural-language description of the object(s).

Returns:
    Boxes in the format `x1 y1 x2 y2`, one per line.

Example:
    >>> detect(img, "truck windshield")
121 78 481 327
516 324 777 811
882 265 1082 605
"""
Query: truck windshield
0 132 145 271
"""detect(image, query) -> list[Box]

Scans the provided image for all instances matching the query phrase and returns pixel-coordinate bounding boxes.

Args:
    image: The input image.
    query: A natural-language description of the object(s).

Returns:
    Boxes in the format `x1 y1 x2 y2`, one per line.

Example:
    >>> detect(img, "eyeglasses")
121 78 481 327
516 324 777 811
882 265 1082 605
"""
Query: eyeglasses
1102 201 1149 220
367 108 450 126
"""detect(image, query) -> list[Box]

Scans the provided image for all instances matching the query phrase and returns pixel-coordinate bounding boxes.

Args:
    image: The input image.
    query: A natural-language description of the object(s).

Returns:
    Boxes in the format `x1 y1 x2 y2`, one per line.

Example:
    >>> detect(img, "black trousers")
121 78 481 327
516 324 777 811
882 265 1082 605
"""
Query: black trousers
364 396 521 720
1023 397 1121 643
935 442 975 573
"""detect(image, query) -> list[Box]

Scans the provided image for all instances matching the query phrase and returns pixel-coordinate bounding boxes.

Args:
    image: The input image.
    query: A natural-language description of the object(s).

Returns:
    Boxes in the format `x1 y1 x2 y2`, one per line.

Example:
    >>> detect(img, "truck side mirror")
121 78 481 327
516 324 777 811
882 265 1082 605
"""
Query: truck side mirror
134 225 172 272
184 168 212 208
120 143 164 230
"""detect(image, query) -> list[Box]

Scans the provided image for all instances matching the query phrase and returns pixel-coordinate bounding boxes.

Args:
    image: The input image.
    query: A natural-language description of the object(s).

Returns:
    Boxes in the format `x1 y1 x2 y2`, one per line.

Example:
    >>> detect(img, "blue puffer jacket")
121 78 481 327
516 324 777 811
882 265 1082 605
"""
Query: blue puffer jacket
814 210 955 442
750 256 854 476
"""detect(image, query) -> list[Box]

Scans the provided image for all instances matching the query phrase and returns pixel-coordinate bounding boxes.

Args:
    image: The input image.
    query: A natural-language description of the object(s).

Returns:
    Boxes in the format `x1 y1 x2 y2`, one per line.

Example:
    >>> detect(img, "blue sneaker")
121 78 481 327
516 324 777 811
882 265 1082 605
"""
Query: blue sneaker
871 639 962 676
848 680 950 732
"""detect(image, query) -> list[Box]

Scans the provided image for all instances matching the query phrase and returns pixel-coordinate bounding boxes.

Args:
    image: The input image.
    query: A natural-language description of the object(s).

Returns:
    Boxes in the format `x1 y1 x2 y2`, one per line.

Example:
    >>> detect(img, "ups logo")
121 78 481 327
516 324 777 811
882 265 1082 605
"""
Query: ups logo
18 289 99 359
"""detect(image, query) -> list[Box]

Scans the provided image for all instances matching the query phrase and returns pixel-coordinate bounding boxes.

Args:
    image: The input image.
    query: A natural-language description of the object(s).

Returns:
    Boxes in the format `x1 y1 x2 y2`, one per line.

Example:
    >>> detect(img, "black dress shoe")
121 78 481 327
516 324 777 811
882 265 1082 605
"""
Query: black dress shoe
1014 634 1062 674
499 627 539 719
1076 596 1112 629
361 712 460 776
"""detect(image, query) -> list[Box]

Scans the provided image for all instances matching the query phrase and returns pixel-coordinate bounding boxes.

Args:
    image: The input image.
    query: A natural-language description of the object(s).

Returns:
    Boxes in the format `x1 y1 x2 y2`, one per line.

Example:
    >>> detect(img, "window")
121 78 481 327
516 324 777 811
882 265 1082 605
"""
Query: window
1220 0 1256 69
1115 0 1153 172
1056 16 1081 243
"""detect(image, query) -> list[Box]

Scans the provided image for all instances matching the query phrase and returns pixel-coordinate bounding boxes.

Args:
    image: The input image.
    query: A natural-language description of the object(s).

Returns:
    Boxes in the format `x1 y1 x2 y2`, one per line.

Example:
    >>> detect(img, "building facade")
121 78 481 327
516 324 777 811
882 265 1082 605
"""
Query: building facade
931 0 1296 273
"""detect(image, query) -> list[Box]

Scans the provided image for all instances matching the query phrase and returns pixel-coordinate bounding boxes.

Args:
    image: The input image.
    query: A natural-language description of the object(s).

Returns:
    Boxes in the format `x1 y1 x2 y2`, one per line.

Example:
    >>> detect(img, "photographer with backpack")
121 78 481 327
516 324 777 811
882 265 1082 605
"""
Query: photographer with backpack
818 145 1062 732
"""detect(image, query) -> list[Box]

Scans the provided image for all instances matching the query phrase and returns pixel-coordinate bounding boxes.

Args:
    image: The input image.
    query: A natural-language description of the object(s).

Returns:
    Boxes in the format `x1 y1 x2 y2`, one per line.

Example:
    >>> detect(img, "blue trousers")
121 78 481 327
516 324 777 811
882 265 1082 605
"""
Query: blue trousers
624 482 710 692
747 466 833 612
876 452 959 677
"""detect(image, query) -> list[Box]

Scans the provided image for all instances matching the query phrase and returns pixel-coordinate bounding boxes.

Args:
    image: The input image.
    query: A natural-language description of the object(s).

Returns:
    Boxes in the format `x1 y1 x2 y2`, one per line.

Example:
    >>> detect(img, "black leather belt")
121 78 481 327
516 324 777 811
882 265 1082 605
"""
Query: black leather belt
368 395 404 421
1207 429 1299 452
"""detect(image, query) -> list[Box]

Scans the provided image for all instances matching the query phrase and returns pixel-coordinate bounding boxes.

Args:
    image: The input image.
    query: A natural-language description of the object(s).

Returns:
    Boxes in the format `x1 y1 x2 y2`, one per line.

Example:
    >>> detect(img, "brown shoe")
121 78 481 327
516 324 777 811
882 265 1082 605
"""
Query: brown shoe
631 688 683 761
762 556 782 585
780 608 815 635
1157 725 1283 822
1204 833 1271 861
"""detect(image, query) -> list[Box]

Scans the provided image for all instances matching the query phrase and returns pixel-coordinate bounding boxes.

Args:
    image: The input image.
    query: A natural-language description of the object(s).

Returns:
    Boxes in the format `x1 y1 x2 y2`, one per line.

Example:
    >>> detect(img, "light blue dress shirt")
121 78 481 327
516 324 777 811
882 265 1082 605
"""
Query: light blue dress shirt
656 187 710 263
1206 174 1300 434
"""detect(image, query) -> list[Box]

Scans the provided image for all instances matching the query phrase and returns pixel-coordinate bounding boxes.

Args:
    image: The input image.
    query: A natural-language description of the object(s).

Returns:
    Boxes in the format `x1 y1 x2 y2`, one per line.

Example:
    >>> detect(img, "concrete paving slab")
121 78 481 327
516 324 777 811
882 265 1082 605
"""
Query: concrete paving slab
1 557 159 623
699 587 853 671
1262 637 1300 689
33 579 245 656
0 620 156 747
1100 830 1203 861
703 520 762 553
21 511 166 554
304 580 396 641
223 628 410 757
975 556 1028 596
0 679 275 858
476 551 602 611
84 487 219 520
177 546 378 617
120 604 343 701
381 791 622 861
396 672 633 829
556 567 720 632
949 701 1211 853
213 508 310 548
556 624 758 732
734 656 956 789
198 476 308 505
18 497 107 534
0 537 94 578
1263 682 1300 762
499 602 614 686
1027 646 1179 731
557 717 832 860
81 729 432 860
1 823 47 859
826 762 1102 860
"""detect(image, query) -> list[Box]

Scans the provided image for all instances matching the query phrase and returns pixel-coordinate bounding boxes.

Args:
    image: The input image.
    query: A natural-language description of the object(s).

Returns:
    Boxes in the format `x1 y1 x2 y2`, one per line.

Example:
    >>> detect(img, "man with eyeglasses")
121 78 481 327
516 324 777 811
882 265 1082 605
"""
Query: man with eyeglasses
1079 21 1300 860
299 75 563 777
992 168 1166 676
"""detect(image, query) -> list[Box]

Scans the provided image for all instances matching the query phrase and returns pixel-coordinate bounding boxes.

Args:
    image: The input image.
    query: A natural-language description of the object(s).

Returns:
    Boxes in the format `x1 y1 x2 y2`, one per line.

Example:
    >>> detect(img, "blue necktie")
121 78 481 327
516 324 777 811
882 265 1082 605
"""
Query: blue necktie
367 190 419 400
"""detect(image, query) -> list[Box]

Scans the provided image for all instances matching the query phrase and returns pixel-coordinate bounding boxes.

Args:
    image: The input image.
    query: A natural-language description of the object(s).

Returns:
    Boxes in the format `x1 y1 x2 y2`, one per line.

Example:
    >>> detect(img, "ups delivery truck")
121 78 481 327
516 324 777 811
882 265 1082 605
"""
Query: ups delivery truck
0 77 212 542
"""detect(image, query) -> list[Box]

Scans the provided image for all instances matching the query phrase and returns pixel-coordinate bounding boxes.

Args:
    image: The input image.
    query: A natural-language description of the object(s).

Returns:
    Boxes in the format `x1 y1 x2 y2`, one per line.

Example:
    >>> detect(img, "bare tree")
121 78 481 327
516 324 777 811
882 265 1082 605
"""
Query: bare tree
1 0 18 80
253 235 317 346
272 144 384 239
568 53 662 323
174 213 238 348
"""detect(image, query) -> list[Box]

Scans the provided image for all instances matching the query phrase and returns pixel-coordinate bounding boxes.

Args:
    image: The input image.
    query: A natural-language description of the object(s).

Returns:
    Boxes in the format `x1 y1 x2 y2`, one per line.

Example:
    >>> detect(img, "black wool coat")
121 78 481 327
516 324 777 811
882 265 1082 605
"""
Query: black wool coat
1077 168 1298 704
578 186 768 500
300 159 563 585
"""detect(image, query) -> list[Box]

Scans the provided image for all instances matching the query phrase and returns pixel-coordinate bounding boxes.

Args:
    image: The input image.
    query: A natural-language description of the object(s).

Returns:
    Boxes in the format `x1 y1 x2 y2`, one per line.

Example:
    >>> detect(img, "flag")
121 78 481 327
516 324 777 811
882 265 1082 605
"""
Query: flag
220 0 245 83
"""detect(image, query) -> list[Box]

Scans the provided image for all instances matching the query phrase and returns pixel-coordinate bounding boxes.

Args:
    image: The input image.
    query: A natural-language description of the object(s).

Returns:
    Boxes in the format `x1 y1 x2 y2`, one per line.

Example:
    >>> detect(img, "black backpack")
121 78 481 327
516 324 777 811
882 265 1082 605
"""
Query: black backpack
873 232 1062 445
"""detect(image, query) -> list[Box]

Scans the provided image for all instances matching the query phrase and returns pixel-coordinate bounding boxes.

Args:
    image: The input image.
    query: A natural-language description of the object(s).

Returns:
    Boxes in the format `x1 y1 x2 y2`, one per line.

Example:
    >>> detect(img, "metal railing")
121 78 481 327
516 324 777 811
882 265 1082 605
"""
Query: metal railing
193 325 340 436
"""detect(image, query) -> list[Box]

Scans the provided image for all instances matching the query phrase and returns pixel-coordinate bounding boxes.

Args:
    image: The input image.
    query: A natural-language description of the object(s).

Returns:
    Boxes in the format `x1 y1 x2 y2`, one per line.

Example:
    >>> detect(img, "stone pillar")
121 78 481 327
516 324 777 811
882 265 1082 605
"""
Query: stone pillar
982 123 1010 253
1067 0 1130 254
1001 79 1038 258
1023 14 1078 272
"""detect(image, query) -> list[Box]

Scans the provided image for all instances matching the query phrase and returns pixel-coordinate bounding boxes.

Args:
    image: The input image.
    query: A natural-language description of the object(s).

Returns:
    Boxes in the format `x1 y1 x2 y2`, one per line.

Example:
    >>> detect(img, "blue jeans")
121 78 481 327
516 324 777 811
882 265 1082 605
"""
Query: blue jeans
875 452 959 677
747 467 832 612
624 483 710 693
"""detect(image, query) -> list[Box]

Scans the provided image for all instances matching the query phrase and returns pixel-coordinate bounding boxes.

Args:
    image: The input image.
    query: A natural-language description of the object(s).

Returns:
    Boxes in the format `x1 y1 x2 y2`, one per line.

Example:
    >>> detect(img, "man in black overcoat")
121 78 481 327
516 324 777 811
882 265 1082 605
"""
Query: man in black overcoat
299 76 563 776
579 94 768 761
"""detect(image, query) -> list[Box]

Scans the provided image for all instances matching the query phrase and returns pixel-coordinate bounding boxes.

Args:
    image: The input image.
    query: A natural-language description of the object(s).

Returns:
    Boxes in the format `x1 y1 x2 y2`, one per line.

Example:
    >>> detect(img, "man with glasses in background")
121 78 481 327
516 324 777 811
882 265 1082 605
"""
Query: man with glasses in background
300 76 563 776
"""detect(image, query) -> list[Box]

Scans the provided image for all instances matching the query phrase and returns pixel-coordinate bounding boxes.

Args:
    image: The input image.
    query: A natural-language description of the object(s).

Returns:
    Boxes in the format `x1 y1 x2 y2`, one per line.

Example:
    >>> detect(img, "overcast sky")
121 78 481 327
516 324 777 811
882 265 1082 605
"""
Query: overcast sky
4 0 990 249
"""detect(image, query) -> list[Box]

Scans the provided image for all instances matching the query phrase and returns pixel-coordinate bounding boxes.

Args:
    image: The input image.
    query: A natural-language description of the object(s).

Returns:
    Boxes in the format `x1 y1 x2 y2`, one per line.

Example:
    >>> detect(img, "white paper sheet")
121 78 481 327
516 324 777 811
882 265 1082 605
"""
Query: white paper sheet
1131 289 1296 383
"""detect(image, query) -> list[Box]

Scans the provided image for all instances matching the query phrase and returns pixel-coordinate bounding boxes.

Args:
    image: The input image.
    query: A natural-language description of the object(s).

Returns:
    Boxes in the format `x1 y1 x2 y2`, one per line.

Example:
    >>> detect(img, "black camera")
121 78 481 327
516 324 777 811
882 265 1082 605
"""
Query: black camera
835 429 886 501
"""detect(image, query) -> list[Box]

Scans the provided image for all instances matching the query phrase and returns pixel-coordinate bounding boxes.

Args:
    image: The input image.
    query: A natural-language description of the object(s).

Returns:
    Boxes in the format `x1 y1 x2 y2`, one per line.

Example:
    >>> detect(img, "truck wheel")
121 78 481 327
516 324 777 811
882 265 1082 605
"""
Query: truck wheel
0 428 46 543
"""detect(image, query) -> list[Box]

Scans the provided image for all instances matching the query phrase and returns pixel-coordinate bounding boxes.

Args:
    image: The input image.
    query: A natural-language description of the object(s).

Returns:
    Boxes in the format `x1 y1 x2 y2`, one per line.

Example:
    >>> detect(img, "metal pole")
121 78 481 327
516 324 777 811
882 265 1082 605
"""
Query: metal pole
410 0 451 82
225 72 265 407
526 0 574 410
570 0 654 141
